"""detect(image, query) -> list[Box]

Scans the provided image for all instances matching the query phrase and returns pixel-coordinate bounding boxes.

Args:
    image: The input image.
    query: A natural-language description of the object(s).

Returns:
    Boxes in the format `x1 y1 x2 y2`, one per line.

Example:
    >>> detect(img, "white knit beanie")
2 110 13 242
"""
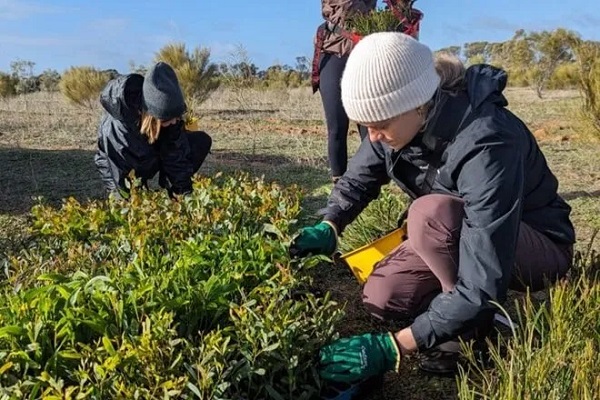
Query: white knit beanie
341 32 441 124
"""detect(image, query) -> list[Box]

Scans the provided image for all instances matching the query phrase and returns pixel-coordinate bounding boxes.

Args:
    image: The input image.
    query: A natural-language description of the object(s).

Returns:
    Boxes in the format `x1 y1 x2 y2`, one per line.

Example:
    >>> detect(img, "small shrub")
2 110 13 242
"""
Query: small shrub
457 240 600 400
38 69 61 92
0 72 17 98
0 173 343 399
574 40 600 137
59 66 111 109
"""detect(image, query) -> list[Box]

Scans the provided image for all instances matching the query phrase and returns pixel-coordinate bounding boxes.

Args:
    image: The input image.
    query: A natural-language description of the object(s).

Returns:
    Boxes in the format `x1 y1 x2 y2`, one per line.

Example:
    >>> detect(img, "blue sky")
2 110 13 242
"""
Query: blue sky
1 0 599 75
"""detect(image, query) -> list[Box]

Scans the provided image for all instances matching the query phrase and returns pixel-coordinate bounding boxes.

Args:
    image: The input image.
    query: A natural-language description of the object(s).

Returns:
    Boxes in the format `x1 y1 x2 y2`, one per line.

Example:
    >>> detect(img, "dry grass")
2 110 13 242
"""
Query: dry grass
0 86 599 399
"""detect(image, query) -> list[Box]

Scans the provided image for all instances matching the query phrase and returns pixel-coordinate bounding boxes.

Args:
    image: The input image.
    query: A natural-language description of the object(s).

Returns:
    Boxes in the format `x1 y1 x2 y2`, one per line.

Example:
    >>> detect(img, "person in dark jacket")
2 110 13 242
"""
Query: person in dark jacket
313 0 376 182
94 62 212 198
290 32 575 382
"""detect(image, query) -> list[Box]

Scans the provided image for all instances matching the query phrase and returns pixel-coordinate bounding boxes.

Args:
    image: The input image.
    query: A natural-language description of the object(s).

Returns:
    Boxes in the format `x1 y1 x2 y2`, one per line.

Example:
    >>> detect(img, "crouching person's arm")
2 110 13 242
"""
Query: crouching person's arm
156 120 194 197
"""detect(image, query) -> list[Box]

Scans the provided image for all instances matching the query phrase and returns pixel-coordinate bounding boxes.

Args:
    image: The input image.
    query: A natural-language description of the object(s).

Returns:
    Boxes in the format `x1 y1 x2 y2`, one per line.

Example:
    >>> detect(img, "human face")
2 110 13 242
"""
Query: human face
364 108 423 150
160 118 178 127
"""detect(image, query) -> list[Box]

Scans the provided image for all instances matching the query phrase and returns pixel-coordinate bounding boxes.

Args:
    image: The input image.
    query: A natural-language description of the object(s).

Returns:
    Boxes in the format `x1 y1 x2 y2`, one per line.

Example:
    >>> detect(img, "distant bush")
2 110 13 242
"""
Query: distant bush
262 65 305 89
574 40 600 136
59 66 111 109
38 69 61 92
14 77 39 95
547 63 580 89
154 42 220 107
0 72 17 98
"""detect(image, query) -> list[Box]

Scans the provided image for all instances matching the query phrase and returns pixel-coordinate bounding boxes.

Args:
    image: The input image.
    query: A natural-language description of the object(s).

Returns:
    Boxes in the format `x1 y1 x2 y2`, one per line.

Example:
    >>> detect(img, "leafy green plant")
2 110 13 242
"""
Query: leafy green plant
0 173 344 399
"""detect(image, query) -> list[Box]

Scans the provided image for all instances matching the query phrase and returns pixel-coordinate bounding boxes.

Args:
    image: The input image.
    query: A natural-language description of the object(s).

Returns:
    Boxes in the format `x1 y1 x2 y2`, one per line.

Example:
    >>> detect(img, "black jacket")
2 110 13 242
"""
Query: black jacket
94 74 194 195
321 65 575 350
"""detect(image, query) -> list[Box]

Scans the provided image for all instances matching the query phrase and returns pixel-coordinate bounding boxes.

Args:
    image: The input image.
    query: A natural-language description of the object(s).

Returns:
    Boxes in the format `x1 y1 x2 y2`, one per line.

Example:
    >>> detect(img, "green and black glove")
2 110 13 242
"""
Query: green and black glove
319 332 401 383
289 221 338 258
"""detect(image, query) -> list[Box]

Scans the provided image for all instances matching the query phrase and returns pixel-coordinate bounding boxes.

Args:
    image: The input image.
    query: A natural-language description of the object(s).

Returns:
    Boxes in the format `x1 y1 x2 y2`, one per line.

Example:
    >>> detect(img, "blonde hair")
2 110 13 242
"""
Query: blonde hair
415 53 467 129
434 52 466 92
140 112 161 144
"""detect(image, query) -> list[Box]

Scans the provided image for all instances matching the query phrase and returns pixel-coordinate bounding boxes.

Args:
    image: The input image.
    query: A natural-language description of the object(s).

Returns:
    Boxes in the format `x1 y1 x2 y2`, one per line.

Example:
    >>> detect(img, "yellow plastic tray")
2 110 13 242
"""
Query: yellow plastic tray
338 225 407 284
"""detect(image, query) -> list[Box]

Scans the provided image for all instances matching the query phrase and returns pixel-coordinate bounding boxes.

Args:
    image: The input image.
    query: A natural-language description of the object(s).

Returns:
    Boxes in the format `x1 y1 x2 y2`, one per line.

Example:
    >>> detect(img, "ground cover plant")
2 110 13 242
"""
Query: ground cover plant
0 174 344 399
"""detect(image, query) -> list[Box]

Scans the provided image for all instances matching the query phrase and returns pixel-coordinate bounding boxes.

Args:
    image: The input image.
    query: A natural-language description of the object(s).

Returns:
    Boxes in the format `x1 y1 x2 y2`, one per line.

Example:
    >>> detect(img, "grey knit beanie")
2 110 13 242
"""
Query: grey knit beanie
142 62 187 120
341 32 440 124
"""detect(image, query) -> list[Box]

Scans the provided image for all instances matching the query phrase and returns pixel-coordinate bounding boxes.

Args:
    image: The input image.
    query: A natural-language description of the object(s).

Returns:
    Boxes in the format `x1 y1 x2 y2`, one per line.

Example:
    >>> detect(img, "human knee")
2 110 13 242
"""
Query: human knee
362 275 428 320
407 194 464 251
189 131 212 155
190 130 212 151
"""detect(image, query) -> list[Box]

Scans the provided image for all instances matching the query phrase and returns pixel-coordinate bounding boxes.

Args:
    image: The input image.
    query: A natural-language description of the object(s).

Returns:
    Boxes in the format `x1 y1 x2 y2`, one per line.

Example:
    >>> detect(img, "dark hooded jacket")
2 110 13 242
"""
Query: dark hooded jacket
94 74 194 195
321 64 575 350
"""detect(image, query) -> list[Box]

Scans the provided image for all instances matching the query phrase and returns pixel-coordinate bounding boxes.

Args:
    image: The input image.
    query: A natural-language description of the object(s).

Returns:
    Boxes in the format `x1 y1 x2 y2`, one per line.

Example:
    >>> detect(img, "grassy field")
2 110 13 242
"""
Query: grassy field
1 86 599 399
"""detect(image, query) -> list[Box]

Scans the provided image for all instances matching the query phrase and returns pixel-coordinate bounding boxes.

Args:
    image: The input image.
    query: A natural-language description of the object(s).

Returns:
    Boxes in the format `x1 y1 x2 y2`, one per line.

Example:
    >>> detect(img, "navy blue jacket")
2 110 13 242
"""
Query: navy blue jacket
94 74 194 195
321 65 575 350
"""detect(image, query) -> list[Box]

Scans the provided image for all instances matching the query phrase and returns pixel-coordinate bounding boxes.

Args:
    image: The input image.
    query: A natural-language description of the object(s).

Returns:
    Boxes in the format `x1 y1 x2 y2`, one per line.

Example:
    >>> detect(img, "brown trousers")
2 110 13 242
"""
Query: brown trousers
362 194 573 321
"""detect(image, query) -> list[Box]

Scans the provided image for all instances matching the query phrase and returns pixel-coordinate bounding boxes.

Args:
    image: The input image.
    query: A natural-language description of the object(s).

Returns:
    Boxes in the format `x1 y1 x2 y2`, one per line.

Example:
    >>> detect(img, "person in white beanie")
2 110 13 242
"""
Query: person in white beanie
289 32 574 381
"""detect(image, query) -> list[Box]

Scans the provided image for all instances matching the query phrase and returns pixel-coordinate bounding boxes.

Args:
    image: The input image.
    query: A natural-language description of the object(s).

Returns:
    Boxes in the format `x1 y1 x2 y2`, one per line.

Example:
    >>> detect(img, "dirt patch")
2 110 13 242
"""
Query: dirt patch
531 119 573 142
310 264 459 399
199 116 358 138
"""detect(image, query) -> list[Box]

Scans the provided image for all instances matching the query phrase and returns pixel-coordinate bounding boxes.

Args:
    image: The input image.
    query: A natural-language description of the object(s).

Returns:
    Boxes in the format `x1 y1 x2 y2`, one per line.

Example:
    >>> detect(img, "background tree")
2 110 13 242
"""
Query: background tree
10 59 39 95
294 56 311 81
128 60 148 76
504 28 578 97
463 41 490 65
228 61 259 86
435 46 462 60
38 69 61 92
529 28 579 98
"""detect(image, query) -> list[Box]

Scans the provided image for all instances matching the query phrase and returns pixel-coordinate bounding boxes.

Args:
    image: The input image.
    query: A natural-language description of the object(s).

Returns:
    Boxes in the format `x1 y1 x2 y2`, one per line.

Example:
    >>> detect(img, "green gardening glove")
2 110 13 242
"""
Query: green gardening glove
289 221 338 258
319 332 401 383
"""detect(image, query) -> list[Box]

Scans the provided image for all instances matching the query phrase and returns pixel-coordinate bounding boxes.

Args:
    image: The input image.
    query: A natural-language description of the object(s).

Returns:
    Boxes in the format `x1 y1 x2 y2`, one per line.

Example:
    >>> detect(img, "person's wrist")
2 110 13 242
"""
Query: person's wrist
394 328 418 357
383 332 402 373
320 220 339 254
321 220 339 237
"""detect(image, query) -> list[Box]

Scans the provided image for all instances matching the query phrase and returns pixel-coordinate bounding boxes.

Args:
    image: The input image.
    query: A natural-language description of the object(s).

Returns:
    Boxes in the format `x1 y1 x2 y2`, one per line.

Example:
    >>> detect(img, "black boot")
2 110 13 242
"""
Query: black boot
418 339 463 375
418 323 494 375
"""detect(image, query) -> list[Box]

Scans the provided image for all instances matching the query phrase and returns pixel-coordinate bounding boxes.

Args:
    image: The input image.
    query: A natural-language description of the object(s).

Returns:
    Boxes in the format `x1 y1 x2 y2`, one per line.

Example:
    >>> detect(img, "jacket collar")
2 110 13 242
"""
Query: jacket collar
420 89 472 154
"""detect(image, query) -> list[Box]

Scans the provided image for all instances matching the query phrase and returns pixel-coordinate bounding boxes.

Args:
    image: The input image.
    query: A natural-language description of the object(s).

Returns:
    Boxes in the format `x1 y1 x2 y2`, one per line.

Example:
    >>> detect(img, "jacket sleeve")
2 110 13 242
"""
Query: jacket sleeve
157 122 194 195
320 139 391 232
94 118 121 193
94 146 118 192
322 0 376 24
410 135 524 350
